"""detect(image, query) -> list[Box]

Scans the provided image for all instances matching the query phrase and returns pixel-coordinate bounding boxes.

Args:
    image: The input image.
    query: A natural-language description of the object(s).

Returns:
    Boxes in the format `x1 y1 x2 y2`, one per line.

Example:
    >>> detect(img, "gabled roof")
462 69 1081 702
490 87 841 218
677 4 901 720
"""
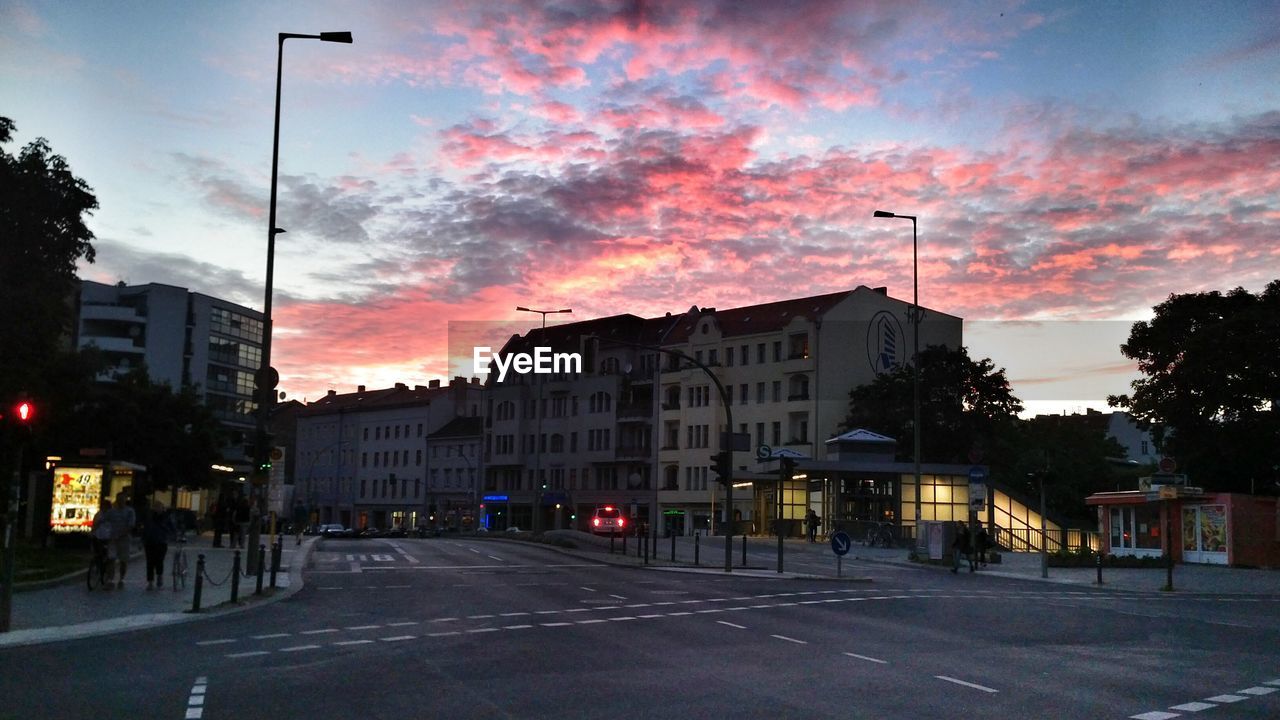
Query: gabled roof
662 290 854 343
825 429 897 445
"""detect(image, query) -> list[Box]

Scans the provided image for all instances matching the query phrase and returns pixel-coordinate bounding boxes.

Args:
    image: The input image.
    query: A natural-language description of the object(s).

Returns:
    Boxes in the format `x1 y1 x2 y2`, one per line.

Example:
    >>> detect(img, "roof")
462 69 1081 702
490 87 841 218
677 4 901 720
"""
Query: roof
299 382 464 417
427 415 483 439
826 429 896 445
662 290 853 343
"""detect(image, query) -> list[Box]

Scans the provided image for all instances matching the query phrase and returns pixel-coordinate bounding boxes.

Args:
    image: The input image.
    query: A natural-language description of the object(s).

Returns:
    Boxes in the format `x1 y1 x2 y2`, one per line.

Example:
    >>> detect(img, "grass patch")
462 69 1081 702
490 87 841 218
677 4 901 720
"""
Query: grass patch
12 540 89 585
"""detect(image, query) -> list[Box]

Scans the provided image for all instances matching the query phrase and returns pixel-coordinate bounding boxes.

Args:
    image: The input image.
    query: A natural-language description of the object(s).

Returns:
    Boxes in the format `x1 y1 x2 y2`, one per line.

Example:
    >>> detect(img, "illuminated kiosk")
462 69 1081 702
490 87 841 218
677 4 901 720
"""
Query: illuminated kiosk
1086 479 1279 567
46 458 146 539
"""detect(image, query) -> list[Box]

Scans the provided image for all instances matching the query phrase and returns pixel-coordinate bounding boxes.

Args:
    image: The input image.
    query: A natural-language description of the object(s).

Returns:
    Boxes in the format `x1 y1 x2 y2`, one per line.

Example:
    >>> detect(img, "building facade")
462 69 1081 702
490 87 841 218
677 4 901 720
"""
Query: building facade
480 286 963 536
295 377 483 530
74 280 265 465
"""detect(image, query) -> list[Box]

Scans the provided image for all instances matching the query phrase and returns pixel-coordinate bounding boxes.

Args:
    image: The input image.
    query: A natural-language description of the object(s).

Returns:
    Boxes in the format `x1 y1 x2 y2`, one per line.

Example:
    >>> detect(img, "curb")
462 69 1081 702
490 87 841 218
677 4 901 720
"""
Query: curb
0 538 319 649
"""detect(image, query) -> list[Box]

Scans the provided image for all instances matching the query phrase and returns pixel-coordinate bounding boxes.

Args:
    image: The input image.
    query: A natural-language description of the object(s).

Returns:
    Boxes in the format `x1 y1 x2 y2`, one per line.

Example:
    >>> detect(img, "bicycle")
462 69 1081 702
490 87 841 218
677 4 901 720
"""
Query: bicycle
171 528 189 591
87 538 114 591
864 522 895 548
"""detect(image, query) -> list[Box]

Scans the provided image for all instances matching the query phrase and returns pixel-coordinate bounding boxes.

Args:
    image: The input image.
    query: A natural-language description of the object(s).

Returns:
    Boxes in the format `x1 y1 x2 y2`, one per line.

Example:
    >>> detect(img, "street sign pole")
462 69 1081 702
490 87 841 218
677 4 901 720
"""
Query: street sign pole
830 530 851 579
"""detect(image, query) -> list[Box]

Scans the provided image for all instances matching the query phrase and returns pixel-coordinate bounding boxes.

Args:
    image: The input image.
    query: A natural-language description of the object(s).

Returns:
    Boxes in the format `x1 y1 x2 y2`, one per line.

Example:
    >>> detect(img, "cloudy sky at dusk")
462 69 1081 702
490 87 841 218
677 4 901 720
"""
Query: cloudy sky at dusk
3 1 1278 414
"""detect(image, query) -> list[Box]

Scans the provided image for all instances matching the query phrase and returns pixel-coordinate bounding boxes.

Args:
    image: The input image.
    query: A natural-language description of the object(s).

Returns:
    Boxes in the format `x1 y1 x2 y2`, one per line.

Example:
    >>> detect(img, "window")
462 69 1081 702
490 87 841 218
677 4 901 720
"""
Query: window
740 384 748 404
708 349 718 365
771 422 781 446
416 450 422 466
789 374 810 401
570 432 578 453
772 381 781 402
363 428 369 441
694 350 703 365
757 343 766 363
789 333 809 359
773 341 782 362
361 478 367 497
417 423 423 437
756 382 766 403
375 427 381 441
362 452 368 468
373 453 379 468
726 346 735 366
394 426 400 439
756 423 765 448
741 345 749 366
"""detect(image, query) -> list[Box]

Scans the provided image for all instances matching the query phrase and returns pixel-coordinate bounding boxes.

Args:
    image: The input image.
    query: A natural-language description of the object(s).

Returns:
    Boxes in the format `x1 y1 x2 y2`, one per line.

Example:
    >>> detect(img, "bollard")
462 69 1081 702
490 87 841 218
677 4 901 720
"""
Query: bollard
191 554 206 613
231 550 241 603
256 544 266 595
270 537 281 589
671 532 676 563
694 532 700 566
1095 552 1103 585
741 534 747 567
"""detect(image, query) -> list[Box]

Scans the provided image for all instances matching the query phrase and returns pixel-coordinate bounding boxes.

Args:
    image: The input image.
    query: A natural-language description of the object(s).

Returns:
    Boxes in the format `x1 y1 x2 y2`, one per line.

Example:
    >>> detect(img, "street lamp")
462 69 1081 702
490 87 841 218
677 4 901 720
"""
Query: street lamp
516 306 571 533
250 30 353 575
873 210 922 538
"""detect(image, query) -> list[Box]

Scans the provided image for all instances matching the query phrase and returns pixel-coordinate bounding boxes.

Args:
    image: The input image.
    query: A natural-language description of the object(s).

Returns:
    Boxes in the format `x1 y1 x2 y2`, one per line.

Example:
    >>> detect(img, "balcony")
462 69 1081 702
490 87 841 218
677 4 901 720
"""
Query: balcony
80 336 144 354
787 393 810 402
661 402 680 412
615 445 652 459
617 404 652 420
81 304 146 323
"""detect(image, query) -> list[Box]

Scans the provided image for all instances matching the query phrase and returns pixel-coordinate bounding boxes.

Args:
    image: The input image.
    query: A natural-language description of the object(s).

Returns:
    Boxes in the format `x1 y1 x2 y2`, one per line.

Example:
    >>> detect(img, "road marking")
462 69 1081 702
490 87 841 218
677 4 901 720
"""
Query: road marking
301 628 339 635
226 651 269 658
541 622 572 627
467 614 495 619
185 676 207 719
695 609 723 614
1169 701 1215 711
771 635 807 645
196 639 236 646
1129 713 1179 720
935 676 998 693
279 645 320 653
1204 695 1246 703
1266 679 1280 686
427 631 460 637
637 614 664 619
334 640 374 646
381 635 416 642
387 621 419 627
609 594 627 600
608 617 636 622
500 612 530 617
503 624 533 630
717 621 747 629
625 603 651 608
1237 687 1276 696
251 633 290 640
466 628 500 634
576 619 607 624
487 555 503 561
346 625 382 631
667 612 692 616
534 610 561 615
580 586 597 592
431 617 459 623
843 652 888 665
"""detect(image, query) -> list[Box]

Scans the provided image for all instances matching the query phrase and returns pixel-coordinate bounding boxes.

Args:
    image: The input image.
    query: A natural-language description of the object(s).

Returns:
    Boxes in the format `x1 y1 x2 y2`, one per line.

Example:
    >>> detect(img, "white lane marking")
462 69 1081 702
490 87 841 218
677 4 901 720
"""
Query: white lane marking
500 612 530 617
431 617 459 623
381 636 416 642
226 651 269 658
487 555 503 561
371 554 395 562
195 677 207 684
625 603 651 608
345 625 382 631
717 621 747 629
387 621 419 627
185 676 207 719
503 625 533 630
301 628 339 635
667 612 692 616
1237 687 1277 696
279 645 320 653
1169 701 1215 711
466 628 500 634
251 633 290 640
609 594 627 600
1205 694 1247 703
469 548 481 553
1129 713 1179 720
191 686 206 696
334 640 374 646
427 632 460 637
1266 679 1280 686
580 586 597 592
771 634 807 645
196 639 235 646
608 617 636 622
843 652 888 665
541 622 572 627
935 676 998 693
535 610 561 615
637 614 665 619
467 614 494 619
185 710 202 719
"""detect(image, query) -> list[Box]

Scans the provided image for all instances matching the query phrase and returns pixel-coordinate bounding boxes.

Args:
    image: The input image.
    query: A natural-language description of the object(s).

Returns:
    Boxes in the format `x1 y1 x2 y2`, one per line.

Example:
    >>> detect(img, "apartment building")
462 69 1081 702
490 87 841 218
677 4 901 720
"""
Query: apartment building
425 416 484 530
295 377 483 530
74 280 265 464
481 287 962 535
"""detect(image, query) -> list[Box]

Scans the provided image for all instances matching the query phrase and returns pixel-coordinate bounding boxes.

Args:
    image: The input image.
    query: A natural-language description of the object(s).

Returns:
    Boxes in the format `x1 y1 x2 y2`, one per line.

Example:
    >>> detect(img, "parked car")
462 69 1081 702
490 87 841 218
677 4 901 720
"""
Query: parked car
385 526 407 538
319 524 348 538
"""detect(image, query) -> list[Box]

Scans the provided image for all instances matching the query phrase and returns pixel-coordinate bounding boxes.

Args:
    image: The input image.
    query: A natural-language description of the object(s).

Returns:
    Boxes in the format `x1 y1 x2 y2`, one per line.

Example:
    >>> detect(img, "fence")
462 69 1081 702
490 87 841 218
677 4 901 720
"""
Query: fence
994 525 1100 553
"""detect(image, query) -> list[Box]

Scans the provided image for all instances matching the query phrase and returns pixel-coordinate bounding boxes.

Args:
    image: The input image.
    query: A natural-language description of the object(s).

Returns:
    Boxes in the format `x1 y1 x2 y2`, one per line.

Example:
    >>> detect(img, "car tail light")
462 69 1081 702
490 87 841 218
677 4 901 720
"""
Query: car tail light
593 518 600 526
618 518 625 528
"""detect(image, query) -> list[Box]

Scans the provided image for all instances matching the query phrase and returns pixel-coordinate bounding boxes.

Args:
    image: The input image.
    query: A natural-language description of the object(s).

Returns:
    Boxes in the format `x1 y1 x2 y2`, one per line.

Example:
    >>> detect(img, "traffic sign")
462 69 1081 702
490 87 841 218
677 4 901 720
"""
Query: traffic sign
830 531 851 556
968 466 987 484
1158 457 1177 473
756 445 771 460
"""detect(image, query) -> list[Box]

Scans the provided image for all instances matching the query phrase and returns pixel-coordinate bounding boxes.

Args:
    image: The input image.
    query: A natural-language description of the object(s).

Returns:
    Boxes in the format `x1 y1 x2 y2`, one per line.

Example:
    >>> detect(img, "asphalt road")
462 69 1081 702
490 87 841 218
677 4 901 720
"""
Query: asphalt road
2 537 1278 720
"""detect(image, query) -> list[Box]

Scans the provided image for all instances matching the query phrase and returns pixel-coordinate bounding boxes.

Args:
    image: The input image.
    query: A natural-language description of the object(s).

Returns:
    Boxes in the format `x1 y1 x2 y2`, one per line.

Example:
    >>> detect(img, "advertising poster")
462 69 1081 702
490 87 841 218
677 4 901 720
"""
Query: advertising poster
1198 505 1227 553
50 466 102 533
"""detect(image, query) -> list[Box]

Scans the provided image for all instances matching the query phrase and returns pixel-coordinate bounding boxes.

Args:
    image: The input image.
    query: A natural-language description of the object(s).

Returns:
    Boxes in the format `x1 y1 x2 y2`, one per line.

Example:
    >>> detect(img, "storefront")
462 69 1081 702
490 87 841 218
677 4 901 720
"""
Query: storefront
1086 490 1279 567
47 460 144 535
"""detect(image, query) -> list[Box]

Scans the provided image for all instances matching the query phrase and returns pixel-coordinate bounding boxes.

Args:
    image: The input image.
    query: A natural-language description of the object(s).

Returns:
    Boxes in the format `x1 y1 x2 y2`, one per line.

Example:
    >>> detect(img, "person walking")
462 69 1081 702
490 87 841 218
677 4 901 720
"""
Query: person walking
112 492 136 589
975 524 992 568
806 508 821 543
142 501 171 590
292 500 308 546
231 492 250 549
212 492 229 547
951 521 970 574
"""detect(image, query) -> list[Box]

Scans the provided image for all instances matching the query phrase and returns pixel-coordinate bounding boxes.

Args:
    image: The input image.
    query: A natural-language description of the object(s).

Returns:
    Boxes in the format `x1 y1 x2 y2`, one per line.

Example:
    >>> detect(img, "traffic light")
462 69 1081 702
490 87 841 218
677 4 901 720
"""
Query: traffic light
710 452 731 485
14 399 34 424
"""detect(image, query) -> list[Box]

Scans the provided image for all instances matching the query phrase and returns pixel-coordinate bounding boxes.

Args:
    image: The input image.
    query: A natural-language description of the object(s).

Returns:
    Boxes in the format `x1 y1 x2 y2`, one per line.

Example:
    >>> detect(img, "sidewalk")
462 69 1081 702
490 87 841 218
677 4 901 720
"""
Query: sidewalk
0 533 318 648
520 531 1280 595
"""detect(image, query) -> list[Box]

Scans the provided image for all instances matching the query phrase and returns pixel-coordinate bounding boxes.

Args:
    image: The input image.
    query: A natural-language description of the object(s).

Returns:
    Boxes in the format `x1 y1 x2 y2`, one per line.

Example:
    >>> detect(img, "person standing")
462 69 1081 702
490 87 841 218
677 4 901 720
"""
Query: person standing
292 500 308 546
142 501 171 590
805 509 820 543
232 492 250 549
112 492 136 589
212 492 229 547
951 521 970 574
975 524 992 568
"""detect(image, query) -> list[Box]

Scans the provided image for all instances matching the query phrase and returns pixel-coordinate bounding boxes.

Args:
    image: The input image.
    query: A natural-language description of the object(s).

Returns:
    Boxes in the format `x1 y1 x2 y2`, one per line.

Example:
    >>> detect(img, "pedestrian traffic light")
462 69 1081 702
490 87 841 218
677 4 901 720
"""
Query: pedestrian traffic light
14 399 34 423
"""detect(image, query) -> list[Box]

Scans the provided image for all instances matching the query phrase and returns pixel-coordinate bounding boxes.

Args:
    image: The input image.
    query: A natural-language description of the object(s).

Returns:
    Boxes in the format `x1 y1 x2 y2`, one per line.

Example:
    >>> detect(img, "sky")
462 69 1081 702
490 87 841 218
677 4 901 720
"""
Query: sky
3 0 1278 416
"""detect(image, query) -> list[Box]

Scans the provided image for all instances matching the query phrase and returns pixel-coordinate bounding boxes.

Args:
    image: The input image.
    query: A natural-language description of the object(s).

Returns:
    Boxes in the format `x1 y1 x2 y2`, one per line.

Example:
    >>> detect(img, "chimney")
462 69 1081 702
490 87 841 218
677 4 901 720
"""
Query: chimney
395 382 407 390
429 379 441 389
327 389 336 397
872 286 887 295
357 385 366 393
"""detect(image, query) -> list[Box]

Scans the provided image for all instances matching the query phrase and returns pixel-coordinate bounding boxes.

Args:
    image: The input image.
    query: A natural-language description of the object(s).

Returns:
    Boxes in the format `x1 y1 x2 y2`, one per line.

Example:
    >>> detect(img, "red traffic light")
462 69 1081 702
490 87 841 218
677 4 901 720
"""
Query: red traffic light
15 400 34 423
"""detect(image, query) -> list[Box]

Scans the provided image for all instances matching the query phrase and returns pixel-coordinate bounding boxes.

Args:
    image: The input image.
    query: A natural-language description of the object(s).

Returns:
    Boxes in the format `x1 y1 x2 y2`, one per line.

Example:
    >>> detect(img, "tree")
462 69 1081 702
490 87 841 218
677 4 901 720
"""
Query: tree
842 345 1024 465
1109 281 1280 494
0 117 98 402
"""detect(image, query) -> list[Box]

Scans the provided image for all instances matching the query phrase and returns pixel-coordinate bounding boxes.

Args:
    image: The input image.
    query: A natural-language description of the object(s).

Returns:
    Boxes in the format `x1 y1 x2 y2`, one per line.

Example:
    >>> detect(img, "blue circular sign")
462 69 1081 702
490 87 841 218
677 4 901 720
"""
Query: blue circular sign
830 531 852 556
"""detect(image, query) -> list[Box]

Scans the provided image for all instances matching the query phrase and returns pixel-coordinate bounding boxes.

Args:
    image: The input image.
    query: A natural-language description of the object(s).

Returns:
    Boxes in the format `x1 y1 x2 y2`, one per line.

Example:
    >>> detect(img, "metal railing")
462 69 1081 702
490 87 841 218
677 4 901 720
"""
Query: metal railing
993 525 1100 553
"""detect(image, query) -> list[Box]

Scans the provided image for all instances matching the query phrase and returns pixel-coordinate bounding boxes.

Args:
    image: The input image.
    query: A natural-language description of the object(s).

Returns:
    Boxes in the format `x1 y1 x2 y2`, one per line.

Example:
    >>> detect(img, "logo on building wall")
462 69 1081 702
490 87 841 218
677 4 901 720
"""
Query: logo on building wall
866 310 905 374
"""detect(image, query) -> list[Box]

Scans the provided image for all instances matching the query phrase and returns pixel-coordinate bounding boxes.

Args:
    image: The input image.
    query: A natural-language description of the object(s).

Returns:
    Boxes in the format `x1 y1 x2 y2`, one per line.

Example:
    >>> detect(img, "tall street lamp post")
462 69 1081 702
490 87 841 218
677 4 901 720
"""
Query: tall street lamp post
515 306 572 533
250 30 353 575
873 210 921 538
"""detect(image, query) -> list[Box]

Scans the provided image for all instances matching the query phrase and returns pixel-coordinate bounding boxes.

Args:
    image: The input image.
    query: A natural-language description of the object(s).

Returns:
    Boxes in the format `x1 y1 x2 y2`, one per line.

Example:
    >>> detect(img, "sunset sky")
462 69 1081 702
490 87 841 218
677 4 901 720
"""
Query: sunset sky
3 1 1278 415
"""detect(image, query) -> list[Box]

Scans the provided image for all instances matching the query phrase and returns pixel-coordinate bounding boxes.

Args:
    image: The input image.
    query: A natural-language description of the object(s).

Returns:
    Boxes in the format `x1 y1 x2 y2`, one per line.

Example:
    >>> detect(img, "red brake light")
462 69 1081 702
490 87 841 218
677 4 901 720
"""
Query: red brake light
593 518 600 526
603 506 614 512
618 518 625 528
